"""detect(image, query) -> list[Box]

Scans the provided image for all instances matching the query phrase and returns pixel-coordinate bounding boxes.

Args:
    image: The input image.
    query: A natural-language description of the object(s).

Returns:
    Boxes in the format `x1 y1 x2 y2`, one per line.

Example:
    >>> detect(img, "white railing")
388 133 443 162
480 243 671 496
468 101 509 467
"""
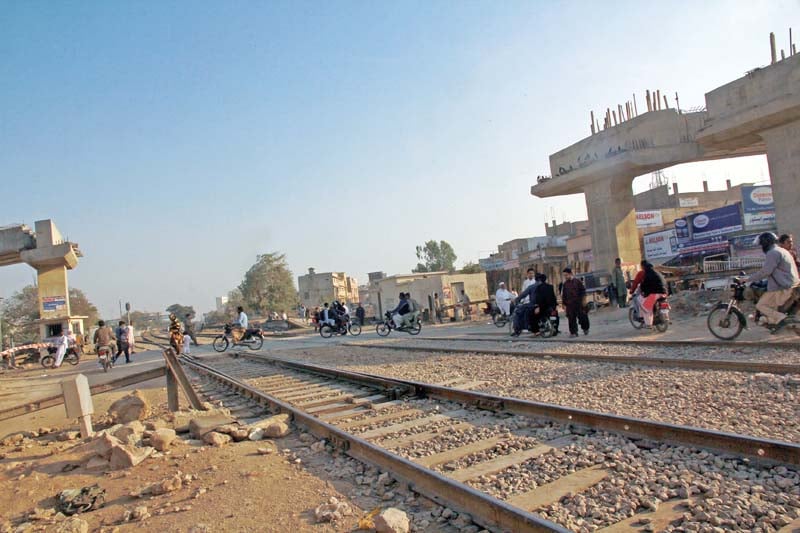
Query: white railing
703 257 764 273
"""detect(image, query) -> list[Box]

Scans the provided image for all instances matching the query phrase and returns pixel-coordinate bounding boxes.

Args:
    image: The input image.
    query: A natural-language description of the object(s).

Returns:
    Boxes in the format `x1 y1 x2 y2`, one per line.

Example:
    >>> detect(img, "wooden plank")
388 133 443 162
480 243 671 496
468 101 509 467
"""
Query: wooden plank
294 390 371 408
277 384 346 401
348 394 387 406
302 392 374 412
259 379 329 394
164 349 204 410
380 422 473 449
448 435 574 482
371 400 402 411
358 410 468 440
416 435 507 468
599 498 698 532
335 406 420 430
448 380 488 390
507 465 609 510
318 406 371 421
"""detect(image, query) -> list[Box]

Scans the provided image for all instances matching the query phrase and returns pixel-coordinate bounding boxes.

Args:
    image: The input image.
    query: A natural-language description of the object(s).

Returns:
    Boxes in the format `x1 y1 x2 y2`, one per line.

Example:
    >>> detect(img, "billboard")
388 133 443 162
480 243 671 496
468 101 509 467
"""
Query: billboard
679 197 699 207
729 233 763 258
741 185 775 229
42 296 67 312
644 229 678 260
674 217 690 243
675 236 729 257
690 203 743 239
636 210 663 229
479 258 505 271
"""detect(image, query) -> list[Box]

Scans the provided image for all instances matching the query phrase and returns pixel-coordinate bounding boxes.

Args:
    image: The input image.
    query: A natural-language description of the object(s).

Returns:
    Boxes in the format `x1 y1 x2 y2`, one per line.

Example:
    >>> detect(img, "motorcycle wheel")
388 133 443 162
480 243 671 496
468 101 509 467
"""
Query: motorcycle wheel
248 336 264 350
628 307 643 329
408 320 422 336
348 323 362 336
40 355 55 369
539 320 554 338
320 325 334 339
68 353 81 366
492 314 507 328
654 315 669 333
706 305 744 341
376 323 391 337
212 335 229 352
102 358 110 373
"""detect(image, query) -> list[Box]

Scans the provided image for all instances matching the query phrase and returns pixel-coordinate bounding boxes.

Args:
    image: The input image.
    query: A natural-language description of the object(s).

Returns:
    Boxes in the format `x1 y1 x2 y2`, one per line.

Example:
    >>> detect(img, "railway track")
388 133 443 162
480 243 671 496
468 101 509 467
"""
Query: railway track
343 340 800 375
181 351 800 533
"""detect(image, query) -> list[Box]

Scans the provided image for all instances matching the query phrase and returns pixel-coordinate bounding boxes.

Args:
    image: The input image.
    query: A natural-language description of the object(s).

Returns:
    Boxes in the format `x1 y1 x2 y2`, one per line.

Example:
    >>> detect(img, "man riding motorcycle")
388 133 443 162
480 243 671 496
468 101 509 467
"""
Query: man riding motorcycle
637 262 668 328
402 293 421 327
93 320 116 367
495 282 514 317
746 232 800 329
232 306 248 344
390 293 411 329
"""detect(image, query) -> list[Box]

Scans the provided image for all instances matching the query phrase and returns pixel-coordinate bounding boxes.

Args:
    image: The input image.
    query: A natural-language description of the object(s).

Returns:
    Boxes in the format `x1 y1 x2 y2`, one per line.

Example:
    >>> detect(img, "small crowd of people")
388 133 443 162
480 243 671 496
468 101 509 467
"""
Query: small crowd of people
310 301 365 333
388 292 421 329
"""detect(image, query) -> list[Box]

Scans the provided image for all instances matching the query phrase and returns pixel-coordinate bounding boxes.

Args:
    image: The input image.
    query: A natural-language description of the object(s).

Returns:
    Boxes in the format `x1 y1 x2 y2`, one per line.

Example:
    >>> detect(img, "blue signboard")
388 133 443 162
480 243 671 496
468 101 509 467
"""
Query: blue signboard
675 236 729 258
690 203 743 240
674 217 690 243
741 186 774 213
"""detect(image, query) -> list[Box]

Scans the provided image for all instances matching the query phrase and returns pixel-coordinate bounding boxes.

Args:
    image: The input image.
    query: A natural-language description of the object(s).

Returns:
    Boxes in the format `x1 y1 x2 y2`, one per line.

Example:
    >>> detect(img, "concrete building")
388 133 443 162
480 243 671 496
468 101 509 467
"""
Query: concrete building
532 49 799 272
0 220 85 339
297 268 359 308
215 296 229 311
372 271 487 319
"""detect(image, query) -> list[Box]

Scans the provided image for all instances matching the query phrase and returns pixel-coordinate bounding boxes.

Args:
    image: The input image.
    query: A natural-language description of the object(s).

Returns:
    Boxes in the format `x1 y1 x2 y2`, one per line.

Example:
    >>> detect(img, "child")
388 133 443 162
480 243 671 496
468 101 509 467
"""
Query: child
182 333 192 355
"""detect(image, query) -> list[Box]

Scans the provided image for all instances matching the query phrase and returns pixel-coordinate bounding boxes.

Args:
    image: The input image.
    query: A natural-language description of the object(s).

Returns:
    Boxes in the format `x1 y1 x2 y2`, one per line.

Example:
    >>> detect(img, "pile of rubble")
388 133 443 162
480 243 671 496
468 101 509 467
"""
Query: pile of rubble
669 289 725 316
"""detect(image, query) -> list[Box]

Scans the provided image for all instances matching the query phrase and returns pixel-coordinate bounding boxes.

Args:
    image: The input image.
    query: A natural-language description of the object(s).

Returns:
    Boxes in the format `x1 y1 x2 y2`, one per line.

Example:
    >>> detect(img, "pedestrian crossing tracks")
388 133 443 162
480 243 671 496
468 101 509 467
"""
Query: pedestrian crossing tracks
183 354 800 533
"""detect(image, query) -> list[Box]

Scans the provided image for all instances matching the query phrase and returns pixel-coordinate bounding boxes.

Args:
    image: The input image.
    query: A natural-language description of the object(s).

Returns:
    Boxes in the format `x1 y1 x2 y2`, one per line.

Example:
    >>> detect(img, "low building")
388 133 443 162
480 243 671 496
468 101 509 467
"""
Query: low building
372 271 488 319
298 268 359 308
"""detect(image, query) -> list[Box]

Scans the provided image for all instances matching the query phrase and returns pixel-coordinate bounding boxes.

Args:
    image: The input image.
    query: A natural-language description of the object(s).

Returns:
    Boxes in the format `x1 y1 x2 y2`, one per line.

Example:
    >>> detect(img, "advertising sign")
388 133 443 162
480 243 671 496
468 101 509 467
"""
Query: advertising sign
675 236 729 257
729 233 763 258
744 211 776 228
674 217 690 242
741 185 774 212
690 203 743 239
679 197 699 208
644 229 678 260
479 258 505 271
42 296 67 312
635 210 663 229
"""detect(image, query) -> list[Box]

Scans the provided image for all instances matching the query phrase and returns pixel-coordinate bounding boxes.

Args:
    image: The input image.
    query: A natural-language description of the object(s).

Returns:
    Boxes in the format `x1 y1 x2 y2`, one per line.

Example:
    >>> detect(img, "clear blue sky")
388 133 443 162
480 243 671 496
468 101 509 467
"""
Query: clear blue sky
0 1 793 317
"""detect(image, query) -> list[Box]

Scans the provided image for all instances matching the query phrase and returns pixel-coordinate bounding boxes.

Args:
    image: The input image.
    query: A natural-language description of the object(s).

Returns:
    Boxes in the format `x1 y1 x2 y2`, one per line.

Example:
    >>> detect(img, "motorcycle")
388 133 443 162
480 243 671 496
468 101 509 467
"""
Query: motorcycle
40 345 81 369
510 304 559 337
96 345 113 373
707 277 800 340
491 300 514 328
628 291 671 332
319 315 362 338
213 324 264 352
376 312 422 336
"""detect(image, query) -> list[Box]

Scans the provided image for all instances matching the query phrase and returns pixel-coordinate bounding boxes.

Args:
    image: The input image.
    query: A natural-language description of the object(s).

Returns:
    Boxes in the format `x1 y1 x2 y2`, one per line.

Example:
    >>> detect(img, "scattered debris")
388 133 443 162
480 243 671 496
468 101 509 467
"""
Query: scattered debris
202 431 231 447
314 496 352 523
149 428 177 452
107 391 149 423
56 485 106 516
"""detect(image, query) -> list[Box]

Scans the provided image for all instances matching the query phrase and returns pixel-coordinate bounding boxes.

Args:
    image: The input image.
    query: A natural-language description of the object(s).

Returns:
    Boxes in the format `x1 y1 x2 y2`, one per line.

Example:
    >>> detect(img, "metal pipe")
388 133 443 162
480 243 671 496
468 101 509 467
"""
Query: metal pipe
645 90 651 112
771 32 777 63
633 93 638 115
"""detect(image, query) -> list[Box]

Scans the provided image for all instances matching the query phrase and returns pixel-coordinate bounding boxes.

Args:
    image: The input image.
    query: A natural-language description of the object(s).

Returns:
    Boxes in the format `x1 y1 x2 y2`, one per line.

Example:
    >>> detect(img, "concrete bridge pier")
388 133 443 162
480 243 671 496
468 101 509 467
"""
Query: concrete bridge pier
761 120 800 239
583 176 642 273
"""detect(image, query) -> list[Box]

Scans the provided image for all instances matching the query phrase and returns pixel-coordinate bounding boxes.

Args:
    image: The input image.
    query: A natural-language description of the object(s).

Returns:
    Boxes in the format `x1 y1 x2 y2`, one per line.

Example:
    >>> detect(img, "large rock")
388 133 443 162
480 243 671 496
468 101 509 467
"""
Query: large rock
250 413 291 429
189 414 235 439
203 431 231 447
108 391 149 423
374 508 410 533
55 517 89 533
263 422 290 438
109 444 154 469
84 456 110 471
76 433 123 460
148 474 182 495
150 428 177 452
113 421 145 444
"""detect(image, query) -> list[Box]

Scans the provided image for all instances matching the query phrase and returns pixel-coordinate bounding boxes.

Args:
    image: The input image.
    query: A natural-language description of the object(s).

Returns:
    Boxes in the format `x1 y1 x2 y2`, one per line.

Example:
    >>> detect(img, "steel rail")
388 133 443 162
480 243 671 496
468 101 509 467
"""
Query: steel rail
229 352 800 466
182 356 569 533
460 331 800 349
342 341 800 375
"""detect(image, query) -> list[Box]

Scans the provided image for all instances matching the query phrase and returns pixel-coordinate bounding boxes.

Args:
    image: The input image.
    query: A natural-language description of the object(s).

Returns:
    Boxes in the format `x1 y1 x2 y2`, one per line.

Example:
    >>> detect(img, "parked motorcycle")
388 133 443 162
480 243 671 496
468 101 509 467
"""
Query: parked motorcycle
40 345 81 369
213 324 264 352
707 278 800 340
628 292 671 332
376 312 422 336
320 316 362 338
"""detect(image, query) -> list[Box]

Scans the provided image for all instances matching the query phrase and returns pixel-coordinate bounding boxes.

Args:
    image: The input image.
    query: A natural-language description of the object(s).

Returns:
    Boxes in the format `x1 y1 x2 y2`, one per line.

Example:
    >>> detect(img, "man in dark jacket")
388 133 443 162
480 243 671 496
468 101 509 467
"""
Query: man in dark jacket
355 304 365 326
561 268 589 337
533 274 559 336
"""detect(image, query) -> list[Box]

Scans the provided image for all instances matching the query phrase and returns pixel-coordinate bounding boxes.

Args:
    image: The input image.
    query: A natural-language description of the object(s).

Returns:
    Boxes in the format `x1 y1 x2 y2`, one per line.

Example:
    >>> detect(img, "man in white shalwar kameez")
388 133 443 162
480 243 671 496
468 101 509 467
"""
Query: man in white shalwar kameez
495 282 514 316
53 330 70 368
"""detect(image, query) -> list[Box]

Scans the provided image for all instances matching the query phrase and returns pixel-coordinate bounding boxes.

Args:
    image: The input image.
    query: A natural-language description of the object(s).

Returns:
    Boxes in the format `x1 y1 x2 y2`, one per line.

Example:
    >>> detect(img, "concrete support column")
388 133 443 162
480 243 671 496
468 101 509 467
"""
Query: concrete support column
761 120 800 238
583 176 642 272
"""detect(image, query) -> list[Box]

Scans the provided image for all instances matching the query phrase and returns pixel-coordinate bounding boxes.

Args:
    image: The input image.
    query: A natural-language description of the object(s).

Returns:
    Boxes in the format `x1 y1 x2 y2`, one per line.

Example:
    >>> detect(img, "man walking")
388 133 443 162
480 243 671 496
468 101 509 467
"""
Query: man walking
356 303 365 326
561 268 589 337
184 313 199 346
611 258 628 308
114 320 131 364
433 293 443 324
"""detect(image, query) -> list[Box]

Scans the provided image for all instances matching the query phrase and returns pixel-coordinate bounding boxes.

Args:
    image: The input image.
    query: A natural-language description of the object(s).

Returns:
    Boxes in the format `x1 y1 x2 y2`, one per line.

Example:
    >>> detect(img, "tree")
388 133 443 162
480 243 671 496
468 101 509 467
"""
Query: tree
238 252 297 316
413 240 457 273
1 285 38 343
166 304 195 319
69 288 99 327
459 261 483 274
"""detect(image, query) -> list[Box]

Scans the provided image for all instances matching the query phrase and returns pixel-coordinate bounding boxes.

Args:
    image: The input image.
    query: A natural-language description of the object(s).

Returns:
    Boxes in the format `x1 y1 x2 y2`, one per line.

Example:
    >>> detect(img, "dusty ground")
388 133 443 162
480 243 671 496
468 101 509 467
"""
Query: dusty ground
0 384 366 533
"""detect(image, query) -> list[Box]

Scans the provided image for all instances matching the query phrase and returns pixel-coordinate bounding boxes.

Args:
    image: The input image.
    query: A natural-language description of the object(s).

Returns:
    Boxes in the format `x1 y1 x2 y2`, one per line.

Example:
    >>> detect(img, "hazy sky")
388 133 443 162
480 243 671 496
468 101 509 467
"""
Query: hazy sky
0 1 793 317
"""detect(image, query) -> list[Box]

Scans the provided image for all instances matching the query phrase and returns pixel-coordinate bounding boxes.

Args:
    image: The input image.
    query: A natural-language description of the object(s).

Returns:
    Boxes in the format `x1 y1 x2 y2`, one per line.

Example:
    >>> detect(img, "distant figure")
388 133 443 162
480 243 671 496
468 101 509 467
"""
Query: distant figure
281 310 288 322
611 258 628 308
779 234 800 272
53 329 70 368
169 313 183 354
561 268 589 337
184 313 199 346
460 290 471 318
433 293 443 324
126 322 136 354
182 332 192 355
356 303 365 326
115 320 131 364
